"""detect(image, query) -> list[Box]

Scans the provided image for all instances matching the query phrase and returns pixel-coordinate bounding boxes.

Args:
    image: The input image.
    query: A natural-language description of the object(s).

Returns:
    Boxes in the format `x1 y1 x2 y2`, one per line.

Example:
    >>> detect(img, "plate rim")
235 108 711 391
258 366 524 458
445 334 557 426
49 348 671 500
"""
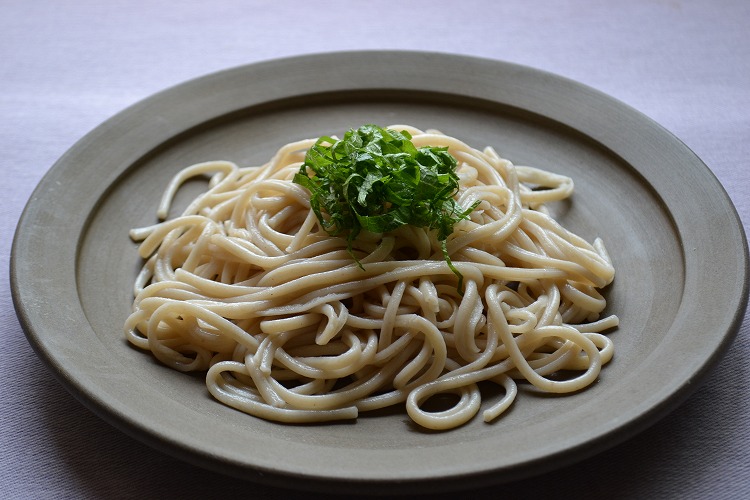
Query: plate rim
10 50 749 493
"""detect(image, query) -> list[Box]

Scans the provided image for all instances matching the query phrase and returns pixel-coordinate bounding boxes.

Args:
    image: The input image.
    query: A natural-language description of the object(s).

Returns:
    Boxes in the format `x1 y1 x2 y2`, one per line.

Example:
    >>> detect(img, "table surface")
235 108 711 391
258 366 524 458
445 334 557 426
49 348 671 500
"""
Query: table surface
2 1 748 498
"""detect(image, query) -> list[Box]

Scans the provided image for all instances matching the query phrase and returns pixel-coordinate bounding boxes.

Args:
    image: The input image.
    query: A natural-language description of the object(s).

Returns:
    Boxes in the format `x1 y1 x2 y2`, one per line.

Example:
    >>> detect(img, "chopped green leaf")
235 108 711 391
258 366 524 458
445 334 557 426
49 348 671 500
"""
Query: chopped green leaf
293 124 480 290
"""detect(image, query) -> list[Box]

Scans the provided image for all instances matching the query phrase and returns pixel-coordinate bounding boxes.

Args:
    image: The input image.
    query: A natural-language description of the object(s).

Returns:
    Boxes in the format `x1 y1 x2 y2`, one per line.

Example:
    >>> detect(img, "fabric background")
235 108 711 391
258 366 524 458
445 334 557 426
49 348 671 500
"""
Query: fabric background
2 1 748 498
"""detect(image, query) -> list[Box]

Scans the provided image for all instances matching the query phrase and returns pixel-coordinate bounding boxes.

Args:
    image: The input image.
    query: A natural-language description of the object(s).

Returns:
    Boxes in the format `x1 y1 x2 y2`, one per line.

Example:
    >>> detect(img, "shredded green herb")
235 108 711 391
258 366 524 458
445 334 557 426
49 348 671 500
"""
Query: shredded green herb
293 124 480 290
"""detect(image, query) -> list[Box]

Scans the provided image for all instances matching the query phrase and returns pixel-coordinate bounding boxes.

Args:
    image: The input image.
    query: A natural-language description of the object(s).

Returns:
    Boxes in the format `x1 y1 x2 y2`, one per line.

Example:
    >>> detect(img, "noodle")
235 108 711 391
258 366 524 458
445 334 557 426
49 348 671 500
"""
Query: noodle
125 125 617 430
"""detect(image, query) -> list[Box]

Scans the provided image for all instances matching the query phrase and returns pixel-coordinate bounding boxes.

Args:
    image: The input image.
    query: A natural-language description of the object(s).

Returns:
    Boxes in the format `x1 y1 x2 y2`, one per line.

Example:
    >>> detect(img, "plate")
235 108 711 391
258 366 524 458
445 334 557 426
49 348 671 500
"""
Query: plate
11 51 748 494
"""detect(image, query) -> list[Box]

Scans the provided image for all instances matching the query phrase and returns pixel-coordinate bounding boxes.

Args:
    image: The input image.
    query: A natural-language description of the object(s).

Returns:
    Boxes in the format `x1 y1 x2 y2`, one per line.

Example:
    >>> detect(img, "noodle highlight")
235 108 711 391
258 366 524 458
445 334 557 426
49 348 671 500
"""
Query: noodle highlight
125 125 617 430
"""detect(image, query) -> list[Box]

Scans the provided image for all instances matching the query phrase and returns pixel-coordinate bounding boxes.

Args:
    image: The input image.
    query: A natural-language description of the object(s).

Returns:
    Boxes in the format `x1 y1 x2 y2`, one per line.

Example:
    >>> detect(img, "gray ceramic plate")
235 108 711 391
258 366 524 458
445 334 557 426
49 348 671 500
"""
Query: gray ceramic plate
11 52 748 494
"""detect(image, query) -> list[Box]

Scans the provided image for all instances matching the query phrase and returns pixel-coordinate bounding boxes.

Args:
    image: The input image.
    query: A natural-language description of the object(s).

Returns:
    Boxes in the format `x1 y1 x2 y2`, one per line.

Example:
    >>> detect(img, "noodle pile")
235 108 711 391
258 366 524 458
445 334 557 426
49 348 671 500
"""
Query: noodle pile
125 125 617 430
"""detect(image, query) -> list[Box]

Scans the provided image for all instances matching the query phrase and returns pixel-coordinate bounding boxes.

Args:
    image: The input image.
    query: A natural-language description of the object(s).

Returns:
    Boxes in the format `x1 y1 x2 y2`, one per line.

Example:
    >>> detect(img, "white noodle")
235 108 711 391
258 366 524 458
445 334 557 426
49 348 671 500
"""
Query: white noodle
125 126 617 430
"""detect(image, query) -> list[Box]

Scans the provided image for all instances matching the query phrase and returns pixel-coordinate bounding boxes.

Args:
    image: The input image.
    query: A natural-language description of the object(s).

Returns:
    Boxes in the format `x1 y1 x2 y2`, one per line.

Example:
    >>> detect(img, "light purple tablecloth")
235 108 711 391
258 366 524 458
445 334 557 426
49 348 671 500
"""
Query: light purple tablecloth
2 1 748 498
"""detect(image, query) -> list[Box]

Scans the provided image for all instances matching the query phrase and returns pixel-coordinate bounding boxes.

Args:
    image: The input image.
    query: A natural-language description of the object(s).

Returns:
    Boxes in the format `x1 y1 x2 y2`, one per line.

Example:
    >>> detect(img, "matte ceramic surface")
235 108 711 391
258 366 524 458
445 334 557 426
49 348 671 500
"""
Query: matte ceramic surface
11 52 748 494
